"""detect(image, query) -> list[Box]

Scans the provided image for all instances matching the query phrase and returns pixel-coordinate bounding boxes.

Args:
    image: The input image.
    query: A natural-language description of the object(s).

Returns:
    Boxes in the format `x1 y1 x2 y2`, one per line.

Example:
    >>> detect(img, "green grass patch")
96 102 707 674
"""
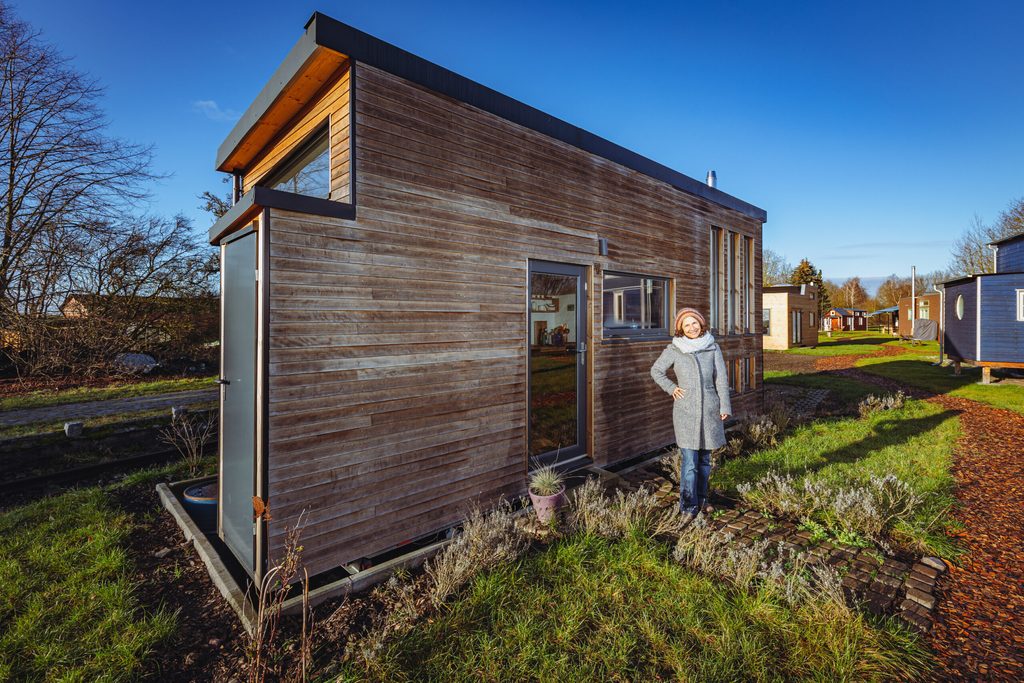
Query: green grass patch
856 354 1024 414
0 375 216 412
715 399 960 555
0 488 176 681
764 370 877 404
0 400 217 439
341 533 930 682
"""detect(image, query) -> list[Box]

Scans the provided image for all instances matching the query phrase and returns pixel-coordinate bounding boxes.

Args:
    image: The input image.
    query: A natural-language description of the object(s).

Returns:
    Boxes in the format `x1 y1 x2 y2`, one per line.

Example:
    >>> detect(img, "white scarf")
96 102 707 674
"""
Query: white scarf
672 332 716 354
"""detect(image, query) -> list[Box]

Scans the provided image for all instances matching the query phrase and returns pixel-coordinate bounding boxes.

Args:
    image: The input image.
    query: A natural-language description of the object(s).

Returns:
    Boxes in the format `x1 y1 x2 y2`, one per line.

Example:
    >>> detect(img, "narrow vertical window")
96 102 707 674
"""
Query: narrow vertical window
710 228 723 333
1017 290 1024 321
745 236 754 333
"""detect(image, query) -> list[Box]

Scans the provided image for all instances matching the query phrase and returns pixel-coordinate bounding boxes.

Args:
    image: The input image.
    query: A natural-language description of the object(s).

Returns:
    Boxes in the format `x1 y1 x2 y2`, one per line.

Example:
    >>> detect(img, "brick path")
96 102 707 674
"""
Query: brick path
0 389 217 427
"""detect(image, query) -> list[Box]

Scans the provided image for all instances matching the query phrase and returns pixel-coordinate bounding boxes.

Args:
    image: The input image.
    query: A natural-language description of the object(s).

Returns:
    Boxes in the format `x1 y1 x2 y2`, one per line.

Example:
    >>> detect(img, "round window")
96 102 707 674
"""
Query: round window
955 294 965 320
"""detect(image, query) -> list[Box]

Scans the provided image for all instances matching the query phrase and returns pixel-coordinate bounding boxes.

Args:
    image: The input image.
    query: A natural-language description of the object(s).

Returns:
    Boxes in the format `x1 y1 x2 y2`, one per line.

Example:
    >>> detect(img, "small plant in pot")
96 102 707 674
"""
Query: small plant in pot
528 464 566 524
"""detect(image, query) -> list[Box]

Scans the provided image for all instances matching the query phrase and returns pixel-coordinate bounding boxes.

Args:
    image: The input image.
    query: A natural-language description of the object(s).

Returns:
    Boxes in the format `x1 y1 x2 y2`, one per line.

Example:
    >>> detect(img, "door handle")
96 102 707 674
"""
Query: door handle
216 378 230 385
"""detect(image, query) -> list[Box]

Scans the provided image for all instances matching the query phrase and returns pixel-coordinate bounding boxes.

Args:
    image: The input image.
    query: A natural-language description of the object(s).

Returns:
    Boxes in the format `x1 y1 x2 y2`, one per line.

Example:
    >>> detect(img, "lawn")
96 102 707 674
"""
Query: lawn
340 533 928 682
0 458 214 681
856 354 1024 414
0 374 217 412
715 396 960 555
764 369 878 404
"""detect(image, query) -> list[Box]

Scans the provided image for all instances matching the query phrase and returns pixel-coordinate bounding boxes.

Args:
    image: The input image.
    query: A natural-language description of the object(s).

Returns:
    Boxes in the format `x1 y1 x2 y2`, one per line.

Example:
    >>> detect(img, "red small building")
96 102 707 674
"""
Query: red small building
823 307 867 332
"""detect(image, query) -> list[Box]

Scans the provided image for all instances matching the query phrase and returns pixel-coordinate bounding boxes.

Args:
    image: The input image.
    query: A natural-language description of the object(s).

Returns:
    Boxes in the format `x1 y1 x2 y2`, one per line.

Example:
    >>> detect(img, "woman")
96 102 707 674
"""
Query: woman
650 307 731 517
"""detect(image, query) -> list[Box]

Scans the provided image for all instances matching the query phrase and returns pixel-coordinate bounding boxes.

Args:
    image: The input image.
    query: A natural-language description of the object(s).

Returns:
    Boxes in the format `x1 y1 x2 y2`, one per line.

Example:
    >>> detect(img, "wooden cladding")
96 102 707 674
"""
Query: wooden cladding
243 62 351 203
260 62 763 575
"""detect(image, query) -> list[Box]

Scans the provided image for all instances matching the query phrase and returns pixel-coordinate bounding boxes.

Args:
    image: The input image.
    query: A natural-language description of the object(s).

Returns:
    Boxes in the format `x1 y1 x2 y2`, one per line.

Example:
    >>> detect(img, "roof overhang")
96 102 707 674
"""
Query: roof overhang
215 12 767 223
988 232 1024 248
208 187 355 245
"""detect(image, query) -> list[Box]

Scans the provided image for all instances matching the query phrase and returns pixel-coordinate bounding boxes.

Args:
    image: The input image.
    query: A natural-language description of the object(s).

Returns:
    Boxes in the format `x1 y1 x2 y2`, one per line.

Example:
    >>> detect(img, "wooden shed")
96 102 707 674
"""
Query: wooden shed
824 307 867 332
207 13 767 584
897 292 941 339
762 284 818 350
941 233 1024 381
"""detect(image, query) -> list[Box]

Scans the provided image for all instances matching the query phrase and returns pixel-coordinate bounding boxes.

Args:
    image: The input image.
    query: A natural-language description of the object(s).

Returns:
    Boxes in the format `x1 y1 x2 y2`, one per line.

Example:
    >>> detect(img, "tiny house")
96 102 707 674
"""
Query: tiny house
942 233 1024 381
207 13 767 584
823 307 867 332
897 292 941 339
762 284 818 350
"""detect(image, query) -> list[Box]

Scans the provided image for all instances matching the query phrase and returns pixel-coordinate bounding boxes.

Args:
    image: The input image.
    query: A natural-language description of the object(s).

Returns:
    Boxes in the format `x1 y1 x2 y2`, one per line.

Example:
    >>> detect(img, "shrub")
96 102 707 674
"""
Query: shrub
737 470 923 551
569 478 687 540
528 465 564 496
424 500 527 608
858 391 907 418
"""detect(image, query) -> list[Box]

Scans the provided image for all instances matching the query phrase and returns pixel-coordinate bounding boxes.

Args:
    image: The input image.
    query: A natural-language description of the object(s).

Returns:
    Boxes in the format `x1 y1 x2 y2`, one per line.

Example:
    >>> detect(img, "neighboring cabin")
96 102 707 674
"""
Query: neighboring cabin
206 13 767 584
823 307 868 332
897 292 941 340
942 233 1024 382
762 284 818 350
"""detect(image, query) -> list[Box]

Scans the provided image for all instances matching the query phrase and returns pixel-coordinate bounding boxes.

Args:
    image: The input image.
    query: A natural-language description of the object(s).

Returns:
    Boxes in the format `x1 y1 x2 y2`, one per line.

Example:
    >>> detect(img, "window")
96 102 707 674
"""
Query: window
1017 290 1024 322
744 236 754 332
729 358 741 393
262 126 330 198
602 273 669 338
763 308 771 335
710 228 723 332
730 232 741 334
747 355 756 390
792 311 802 344
918 300 930 320
956 294 965 320
741 357 751 391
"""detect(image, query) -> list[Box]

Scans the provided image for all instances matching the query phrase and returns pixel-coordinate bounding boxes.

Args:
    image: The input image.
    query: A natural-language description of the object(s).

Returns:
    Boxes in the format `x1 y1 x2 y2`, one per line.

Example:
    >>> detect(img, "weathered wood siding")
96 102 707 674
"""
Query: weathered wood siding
243 63 352 203
979 275 1024 363
263 62 763 573
943 281 977 361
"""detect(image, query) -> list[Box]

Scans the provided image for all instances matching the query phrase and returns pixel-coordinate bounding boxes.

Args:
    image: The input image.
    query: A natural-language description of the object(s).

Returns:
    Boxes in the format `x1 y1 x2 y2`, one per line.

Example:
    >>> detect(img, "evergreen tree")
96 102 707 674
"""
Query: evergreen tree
789 258 830 315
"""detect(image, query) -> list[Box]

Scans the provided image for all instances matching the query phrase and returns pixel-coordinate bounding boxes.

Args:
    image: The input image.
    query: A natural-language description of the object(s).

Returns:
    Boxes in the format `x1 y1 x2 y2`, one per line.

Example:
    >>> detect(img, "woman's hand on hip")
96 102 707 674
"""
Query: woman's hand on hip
672 387 685 400
720 413 730 421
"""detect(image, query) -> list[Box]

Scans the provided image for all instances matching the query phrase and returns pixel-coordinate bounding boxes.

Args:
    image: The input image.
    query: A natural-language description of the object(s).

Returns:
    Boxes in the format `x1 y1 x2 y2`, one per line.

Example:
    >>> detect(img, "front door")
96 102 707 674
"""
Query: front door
219 227 257 575
528 261 587 465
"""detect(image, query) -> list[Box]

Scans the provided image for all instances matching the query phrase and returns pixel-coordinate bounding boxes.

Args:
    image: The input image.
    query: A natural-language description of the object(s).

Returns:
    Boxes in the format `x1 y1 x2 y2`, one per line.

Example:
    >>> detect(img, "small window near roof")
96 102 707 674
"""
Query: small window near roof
263 126 330 199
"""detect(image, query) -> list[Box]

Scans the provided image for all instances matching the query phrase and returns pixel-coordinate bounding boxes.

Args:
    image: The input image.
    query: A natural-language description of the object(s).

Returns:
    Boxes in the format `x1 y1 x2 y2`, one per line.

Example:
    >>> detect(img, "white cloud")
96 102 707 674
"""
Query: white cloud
192 100 240 123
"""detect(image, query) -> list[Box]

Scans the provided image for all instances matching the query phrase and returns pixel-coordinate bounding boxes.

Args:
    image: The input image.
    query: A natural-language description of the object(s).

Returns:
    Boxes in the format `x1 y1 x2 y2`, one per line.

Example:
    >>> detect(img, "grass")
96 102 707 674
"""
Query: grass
856 354 1024 414
0 456 214 681
340 533 930 682
0 400 217 439
0 374 217 412
764 370 877 405
715 399 961 555
771 330 941 358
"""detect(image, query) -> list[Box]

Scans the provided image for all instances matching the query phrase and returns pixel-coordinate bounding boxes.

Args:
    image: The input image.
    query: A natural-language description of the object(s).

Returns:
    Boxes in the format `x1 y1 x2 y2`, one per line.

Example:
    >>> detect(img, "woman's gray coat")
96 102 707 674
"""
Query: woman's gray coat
650 342 732 450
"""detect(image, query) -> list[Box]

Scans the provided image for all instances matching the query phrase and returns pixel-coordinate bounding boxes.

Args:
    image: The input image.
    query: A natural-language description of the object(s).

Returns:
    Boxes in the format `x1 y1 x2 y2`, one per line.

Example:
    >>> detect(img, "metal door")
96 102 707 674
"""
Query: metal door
528 261 588 465
219 228 257 573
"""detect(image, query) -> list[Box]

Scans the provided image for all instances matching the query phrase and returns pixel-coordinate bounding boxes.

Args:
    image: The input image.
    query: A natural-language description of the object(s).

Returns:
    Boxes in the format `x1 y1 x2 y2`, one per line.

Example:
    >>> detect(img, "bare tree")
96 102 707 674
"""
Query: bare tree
949 198 1024 276
835 277 868 309
763 248 793 287
0 4 156 317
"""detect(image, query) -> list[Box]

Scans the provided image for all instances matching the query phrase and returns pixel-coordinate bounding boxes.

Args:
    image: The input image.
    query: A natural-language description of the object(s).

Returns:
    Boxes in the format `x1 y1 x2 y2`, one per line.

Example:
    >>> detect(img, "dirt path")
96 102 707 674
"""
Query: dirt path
0 388 217 426
826 357 1024 679
921 395 1024 681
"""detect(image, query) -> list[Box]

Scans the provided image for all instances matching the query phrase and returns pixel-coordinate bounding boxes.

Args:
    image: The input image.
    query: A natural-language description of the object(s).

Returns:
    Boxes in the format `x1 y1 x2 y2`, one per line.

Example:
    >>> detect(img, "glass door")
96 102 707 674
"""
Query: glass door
528 261 587 464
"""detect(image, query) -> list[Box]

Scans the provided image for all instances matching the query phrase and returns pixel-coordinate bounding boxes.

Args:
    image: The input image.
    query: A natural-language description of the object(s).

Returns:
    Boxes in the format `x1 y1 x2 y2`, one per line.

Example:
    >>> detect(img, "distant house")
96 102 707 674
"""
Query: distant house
823 306 867 332
763 284 818 350
897 292 941 340
941 233 1024 382
58 292 218 347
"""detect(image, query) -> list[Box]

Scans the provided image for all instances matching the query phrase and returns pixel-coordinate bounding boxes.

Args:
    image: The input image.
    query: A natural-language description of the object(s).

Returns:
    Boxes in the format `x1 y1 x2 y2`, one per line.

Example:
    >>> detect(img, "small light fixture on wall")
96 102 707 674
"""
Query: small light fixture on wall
598 238 608 256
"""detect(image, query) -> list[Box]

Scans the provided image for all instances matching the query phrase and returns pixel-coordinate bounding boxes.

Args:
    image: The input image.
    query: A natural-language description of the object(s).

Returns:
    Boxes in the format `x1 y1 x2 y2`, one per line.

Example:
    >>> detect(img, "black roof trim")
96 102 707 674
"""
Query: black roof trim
217 12 767 223
989 232 1024 247
209 187 356 245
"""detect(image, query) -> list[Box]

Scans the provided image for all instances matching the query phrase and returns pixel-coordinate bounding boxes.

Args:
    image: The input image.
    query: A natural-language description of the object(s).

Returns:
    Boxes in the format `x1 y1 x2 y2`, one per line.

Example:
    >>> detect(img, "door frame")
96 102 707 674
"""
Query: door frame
526 259 590 468
217 211 269 585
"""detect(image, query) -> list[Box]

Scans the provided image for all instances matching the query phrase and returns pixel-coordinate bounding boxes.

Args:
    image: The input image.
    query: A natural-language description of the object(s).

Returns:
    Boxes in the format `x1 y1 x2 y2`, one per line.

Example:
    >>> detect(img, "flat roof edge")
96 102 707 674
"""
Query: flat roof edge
216 12 767 223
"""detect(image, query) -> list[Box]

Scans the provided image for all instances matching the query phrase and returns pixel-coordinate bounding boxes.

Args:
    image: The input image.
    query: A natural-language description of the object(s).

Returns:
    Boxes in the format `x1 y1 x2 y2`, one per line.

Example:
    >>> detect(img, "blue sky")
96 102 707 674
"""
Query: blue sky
17 1 1024 290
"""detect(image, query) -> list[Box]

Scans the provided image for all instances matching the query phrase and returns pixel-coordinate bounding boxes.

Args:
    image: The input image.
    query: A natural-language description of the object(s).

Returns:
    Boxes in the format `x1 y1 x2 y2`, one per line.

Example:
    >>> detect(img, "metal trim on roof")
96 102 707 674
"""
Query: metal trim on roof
215 12 767 223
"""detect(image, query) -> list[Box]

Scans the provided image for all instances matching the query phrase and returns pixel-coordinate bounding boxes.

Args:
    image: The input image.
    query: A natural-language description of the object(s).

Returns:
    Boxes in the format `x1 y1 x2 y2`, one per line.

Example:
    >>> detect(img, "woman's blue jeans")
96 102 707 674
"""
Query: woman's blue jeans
679 448 712 514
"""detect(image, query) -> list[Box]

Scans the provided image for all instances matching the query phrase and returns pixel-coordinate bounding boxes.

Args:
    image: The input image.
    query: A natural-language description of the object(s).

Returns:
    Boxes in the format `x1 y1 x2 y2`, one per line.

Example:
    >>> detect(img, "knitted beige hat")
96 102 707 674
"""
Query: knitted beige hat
674 307 707 336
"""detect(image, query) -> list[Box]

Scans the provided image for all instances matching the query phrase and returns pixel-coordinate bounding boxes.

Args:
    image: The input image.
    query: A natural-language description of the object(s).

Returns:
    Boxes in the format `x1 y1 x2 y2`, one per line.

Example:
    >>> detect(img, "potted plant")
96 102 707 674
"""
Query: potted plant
528 464 566 524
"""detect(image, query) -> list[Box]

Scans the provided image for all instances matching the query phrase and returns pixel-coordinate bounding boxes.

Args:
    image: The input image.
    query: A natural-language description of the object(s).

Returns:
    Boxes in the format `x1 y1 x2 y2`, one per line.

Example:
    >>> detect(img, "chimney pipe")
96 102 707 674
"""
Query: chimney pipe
706 170 717 188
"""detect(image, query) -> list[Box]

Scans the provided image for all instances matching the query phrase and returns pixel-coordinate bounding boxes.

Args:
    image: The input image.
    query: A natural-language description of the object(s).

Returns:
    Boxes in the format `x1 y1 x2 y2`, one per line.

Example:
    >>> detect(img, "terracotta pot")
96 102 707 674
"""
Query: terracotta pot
529 486 566 524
